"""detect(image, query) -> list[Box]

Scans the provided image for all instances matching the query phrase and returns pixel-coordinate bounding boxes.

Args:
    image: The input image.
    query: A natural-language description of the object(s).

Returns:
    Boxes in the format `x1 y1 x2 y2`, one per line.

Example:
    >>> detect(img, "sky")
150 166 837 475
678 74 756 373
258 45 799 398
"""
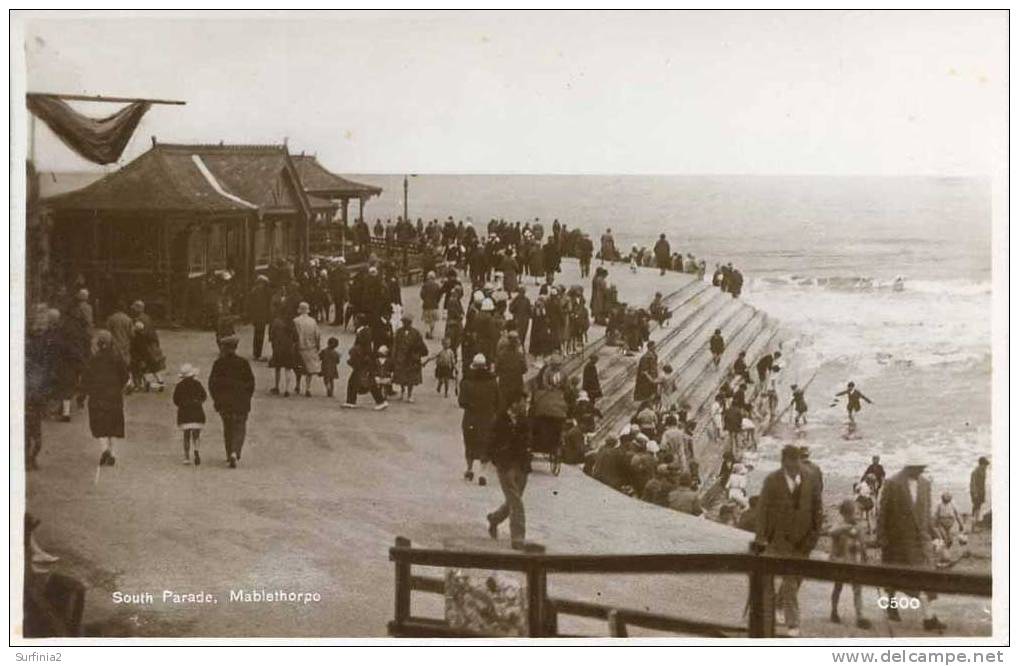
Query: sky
13 10 1008 176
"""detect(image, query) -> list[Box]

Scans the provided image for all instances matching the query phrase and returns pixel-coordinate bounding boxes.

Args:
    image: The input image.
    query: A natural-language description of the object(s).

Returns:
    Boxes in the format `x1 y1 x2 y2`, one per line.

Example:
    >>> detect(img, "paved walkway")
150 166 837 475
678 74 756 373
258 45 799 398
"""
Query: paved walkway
23 260 991 638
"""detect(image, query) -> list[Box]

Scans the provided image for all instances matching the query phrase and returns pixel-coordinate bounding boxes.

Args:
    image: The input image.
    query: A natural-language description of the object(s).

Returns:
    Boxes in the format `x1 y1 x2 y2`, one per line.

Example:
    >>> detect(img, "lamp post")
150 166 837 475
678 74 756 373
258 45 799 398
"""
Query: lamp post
403 174 417 224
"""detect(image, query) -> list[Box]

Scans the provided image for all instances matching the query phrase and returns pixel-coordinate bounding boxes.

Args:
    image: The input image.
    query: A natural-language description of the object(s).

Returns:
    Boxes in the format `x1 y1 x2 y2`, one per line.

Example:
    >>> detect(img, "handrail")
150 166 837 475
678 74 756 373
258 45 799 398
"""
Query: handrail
389 545 990 594
388 537 991 638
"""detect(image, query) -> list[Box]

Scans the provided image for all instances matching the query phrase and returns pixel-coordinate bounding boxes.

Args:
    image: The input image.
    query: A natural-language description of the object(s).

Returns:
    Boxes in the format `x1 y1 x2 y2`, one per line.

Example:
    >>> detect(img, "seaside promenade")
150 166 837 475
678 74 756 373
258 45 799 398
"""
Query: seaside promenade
22 259 992 638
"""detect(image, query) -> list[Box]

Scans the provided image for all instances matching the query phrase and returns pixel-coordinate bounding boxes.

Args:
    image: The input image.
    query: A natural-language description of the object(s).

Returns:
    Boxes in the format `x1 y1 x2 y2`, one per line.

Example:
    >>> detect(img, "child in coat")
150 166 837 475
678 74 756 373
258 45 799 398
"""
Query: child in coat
374 345 394 395
426 337 458 397
319 337 341 398
172 364 207 466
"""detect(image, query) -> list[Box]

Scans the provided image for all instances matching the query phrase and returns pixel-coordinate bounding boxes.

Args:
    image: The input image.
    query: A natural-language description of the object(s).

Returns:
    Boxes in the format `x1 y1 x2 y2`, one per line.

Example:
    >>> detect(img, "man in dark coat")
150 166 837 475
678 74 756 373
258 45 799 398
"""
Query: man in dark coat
486 391 532 549
458 354 501 486
653 233 671 275
633 340 659 403
509 287 532 348
495 333 527 409
877 450 946 631
329 259 350 326
754 445 823 638
419 271 443 339
542 236 561 282
207 336 255 468
577 233 594 277
247 275 272 360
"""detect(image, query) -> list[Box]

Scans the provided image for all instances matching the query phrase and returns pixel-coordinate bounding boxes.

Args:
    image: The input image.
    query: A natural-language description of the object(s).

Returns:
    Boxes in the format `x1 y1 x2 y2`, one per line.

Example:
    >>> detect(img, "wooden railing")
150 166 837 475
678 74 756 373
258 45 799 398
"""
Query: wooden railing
388 537 991 638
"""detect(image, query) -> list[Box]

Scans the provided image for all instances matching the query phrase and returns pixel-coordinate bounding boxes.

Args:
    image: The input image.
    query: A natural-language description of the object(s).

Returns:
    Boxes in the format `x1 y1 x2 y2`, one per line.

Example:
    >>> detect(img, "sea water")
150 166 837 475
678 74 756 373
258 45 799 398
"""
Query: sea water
354 174 992 502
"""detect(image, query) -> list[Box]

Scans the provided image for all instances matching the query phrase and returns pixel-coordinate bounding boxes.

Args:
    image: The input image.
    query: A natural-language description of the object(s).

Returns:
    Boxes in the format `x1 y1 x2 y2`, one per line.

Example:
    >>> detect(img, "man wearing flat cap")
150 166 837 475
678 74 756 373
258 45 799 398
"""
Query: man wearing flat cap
208 335 255 468
754 445 823 637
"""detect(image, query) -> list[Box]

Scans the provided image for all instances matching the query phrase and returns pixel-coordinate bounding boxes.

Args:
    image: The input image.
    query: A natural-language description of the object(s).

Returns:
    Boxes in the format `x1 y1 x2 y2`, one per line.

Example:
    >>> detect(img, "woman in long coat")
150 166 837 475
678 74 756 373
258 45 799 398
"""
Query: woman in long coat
393 314 429 402
528 297 553 358
529 240 544 284
293 302 322 396
500 252 519 294
269 312 298 396
83 330 129 467
458 354 501 485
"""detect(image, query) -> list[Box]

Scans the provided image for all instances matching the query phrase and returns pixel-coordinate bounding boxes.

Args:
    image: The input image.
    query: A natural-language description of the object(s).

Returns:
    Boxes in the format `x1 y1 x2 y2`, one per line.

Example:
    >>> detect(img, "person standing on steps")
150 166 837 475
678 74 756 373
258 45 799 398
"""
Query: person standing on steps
753 445 823 638
633 340 659 403
486 391 532 550
833 381 873 425
653 233 671 276
709 328 725 368
600 228 616 265
208 336 255 469
876 448 947 633
582 353 602 404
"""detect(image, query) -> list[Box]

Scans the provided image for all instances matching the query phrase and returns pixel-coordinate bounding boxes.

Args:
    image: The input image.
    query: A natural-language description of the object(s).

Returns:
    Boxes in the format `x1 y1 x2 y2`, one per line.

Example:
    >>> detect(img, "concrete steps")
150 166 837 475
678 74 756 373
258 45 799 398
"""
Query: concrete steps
590 290 749 442
524 277 708 387
591 286 731 415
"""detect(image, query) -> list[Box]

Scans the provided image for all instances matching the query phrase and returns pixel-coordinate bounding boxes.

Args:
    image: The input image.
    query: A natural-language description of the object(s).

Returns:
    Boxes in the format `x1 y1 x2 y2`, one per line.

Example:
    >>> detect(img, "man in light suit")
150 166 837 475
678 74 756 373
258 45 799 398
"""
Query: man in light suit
754 445 824 637
877 449 946 632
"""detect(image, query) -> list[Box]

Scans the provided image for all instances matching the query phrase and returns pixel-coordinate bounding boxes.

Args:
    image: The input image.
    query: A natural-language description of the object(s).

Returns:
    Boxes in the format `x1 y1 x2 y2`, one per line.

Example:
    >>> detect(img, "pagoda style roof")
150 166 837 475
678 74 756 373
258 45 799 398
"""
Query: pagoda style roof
290 154 382 199
46 142 312 217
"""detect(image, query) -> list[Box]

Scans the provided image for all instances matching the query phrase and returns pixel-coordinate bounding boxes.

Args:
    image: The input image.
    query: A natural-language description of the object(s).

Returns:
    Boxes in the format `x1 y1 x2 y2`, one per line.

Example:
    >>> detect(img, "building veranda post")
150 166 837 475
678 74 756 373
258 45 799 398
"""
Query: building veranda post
42 142 380 327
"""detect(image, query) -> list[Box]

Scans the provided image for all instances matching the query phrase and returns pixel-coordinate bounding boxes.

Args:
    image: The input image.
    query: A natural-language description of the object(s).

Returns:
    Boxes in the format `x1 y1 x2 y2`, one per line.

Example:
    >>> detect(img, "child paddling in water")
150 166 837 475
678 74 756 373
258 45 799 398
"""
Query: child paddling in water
832 381 873 424
790 384 808 427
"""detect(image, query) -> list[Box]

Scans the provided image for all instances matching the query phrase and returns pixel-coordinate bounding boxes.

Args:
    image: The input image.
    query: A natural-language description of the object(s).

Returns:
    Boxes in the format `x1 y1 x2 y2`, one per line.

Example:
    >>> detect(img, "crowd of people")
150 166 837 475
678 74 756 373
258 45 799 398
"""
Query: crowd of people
28 214 989 636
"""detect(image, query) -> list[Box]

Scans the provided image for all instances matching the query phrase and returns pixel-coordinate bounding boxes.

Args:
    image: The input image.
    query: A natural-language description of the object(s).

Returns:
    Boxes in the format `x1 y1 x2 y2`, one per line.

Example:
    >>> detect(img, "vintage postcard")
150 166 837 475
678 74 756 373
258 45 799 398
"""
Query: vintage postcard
8 9 1008 652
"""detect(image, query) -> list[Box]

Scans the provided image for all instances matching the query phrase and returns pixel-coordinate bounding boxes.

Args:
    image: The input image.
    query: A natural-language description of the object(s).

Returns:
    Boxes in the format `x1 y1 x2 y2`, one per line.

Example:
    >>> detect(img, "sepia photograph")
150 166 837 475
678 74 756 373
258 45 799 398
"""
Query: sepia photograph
9 9 1008 650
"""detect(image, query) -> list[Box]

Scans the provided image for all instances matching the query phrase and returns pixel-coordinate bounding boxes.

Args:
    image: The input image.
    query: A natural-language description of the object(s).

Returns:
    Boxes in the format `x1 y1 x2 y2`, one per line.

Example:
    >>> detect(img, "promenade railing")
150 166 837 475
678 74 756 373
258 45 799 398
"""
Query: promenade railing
388 536 991 638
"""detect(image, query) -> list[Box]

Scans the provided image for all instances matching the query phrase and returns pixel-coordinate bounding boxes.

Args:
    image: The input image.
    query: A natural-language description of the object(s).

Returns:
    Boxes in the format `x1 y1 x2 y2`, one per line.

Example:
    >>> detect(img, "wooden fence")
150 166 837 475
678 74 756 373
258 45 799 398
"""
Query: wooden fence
388 536 991 638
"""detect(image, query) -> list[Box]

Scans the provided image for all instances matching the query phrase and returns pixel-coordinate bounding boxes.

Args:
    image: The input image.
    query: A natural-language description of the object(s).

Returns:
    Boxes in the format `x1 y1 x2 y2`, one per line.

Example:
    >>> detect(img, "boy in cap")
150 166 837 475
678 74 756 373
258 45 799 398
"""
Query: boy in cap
207 335 255 468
